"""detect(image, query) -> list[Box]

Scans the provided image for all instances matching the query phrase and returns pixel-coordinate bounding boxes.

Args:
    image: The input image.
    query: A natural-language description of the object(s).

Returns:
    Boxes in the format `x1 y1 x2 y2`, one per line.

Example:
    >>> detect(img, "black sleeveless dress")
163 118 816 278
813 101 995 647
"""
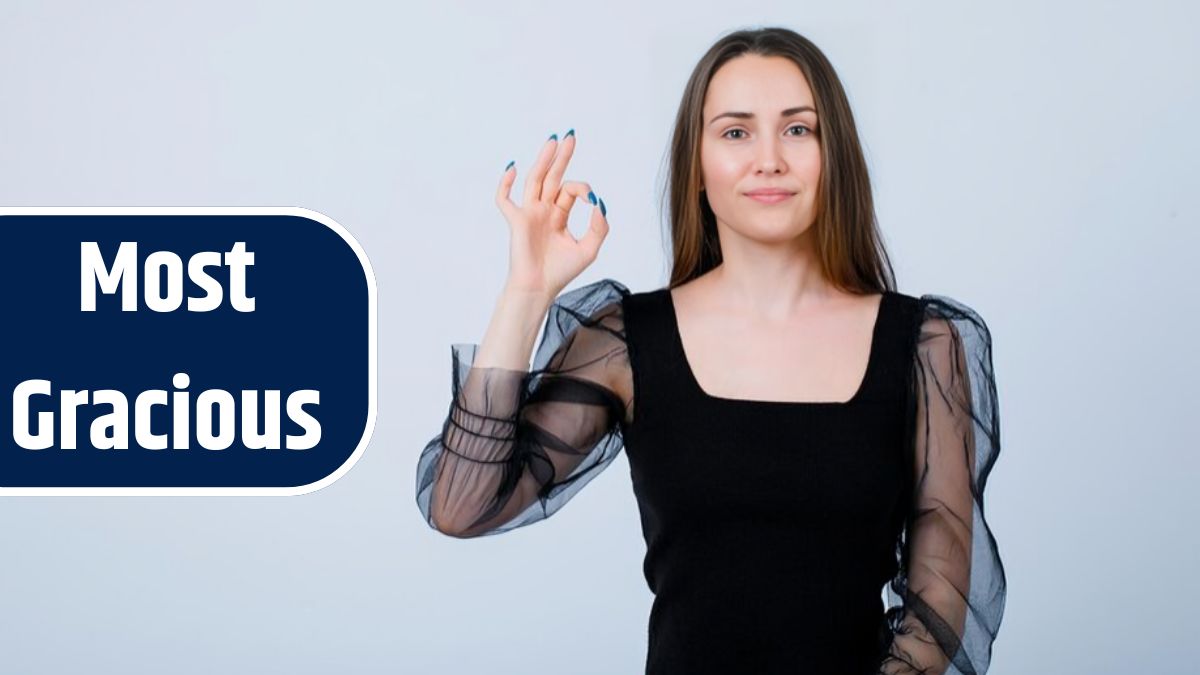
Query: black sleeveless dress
416 277 1006 675
620 287 915 675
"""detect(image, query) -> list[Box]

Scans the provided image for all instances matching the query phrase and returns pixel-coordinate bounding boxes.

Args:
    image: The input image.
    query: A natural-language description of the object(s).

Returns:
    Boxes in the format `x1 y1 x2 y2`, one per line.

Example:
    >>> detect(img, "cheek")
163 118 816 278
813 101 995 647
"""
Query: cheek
700 149 744 188
797 146 821 181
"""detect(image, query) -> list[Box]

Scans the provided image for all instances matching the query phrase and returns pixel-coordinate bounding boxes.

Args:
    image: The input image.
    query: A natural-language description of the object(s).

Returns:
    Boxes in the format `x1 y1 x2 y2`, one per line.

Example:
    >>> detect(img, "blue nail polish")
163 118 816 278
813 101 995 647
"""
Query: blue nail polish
505 160 515 171
565 128 575 137
548 133 558 141
599 197 607 217
587 191 596 205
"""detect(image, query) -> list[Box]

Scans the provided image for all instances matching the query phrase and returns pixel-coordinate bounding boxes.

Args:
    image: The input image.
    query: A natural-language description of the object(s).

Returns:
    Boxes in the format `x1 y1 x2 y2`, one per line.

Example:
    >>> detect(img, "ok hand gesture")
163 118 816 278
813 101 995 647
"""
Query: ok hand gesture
495 130 610 300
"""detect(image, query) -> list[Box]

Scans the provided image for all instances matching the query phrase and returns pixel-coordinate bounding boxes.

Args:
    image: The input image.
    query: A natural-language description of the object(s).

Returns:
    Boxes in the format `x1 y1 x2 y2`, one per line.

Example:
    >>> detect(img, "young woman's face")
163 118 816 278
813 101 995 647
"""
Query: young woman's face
700 54 822 244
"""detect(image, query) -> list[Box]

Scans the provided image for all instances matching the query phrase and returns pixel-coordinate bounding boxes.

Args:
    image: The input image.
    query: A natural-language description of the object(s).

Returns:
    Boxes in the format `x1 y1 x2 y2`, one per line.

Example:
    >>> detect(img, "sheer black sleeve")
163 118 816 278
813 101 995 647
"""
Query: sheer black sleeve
878 295 1008 674
415 278 633 539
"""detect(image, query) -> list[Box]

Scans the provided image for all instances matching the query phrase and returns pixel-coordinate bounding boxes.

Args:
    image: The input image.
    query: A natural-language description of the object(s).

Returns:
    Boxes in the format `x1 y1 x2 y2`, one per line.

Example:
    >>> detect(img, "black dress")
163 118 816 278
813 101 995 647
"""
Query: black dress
416 278 1006 675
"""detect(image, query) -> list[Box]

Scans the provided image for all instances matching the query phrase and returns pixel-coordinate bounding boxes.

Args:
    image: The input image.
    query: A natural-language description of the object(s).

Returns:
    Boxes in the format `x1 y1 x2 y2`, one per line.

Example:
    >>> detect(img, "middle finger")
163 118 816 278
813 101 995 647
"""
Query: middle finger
541 129 576 203
523 133 560 206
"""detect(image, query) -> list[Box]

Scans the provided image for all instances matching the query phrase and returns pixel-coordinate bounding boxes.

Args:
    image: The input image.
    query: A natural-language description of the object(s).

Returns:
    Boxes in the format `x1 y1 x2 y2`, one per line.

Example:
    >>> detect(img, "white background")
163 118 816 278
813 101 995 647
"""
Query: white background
0 0 1194 672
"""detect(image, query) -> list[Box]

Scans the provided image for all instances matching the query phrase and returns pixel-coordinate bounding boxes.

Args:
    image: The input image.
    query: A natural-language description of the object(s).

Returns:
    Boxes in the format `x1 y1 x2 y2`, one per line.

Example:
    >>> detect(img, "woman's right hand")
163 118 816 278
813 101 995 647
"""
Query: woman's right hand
495 130 610 301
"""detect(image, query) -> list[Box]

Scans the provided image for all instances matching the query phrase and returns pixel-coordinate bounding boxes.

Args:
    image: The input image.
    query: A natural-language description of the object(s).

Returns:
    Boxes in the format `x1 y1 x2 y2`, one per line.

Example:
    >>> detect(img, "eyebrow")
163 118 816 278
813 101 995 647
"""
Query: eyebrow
708 106 817 126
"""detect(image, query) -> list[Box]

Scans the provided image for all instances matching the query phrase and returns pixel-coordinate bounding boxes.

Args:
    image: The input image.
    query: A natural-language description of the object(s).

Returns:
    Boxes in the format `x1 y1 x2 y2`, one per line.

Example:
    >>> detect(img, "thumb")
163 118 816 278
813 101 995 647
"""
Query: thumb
577 196 609 260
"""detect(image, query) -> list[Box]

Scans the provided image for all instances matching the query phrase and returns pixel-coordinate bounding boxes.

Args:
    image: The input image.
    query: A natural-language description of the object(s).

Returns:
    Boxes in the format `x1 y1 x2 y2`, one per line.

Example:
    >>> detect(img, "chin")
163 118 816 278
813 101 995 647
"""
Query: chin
730 223 810 244
729 213 809 238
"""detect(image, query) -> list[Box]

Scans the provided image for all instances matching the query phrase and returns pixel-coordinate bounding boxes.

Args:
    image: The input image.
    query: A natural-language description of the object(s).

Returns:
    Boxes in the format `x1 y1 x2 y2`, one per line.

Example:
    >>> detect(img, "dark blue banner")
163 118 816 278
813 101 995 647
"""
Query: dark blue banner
0 207 376 495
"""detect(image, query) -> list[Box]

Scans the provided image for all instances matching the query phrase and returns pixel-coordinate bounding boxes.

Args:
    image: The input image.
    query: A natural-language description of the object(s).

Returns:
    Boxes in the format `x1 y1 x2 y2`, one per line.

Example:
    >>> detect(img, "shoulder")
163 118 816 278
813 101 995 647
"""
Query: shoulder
886 289 922 322
546 277 634 324
582 280 667 318
888 290 991 332
913 293 993 343
554 277 633 306
901 293 996 381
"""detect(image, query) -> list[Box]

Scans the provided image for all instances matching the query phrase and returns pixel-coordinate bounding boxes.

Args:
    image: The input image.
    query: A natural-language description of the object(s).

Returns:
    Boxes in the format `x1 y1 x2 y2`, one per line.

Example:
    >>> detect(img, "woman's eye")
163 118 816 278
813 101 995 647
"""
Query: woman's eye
722 125 813 140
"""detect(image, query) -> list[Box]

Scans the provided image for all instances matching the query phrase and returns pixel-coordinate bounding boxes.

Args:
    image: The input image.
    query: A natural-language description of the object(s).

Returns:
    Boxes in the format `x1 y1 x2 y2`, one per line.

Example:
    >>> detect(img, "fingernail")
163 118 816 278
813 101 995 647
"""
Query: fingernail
504 160 515 171
565 128 575 138
587 191 597 205
599 197 607 217
548 133 558 141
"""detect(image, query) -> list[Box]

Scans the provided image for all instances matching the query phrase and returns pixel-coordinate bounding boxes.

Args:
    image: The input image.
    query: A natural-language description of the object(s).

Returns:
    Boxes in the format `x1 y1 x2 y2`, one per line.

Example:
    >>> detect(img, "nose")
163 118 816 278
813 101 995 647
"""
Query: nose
755 136 786 175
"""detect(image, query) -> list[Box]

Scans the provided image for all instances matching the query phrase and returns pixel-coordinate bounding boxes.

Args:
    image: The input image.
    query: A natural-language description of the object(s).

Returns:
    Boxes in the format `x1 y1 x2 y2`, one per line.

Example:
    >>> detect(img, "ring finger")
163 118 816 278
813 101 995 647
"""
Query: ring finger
542 129 576 203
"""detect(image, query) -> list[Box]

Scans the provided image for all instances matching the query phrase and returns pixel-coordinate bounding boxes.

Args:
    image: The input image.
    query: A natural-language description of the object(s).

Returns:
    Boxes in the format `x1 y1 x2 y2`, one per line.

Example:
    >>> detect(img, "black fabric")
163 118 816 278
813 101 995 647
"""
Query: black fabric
415 277 1006 674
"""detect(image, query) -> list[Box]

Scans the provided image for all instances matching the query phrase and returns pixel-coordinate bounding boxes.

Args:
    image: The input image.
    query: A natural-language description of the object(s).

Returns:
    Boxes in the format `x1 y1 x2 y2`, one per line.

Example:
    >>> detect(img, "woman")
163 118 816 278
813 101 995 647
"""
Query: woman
415 26 1006 675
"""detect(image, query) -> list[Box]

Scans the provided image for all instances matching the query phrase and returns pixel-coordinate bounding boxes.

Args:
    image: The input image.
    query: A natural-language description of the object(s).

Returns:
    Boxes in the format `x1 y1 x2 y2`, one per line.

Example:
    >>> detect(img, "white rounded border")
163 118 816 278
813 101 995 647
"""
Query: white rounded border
0 206 378 496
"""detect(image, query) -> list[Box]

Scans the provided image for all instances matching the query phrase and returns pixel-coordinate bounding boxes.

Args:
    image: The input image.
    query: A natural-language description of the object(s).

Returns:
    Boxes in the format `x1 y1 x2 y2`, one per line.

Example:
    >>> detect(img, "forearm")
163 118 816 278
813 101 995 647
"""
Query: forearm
428 284 555 535
474 283 556 371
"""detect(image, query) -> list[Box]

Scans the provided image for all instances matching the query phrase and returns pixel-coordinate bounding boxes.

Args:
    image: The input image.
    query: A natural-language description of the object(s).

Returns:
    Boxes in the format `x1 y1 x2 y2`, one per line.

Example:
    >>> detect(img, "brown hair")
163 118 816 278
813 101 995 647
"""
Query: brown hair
659 26 896 295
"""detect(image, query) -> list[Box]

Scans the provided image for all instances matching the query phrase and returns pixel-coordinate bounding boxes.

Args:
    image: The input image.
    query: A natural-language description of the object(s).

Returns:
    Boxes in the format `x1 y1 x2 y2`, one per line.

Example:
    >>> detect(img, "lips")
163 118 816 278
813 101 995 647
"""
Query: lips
745 189 796 204
745 189 795 196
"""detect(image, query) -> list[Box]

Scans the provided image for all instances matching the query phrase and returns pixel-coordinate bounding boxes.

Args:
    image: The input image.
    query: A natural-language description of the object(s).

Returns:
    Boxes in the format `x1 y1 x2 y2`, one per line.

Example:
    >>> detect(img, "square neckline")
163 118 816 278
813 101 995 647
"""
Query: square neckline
662 287 891 407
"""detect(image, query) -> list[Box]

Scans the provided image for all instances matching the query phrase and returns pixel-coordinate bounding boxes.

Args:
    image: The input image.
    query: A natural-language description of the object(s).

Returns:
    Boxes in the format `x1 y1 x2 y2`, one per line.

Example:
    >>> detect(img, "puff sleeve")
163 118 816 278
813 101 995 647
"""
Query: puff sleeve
415 278 634 539
878 295 1008 674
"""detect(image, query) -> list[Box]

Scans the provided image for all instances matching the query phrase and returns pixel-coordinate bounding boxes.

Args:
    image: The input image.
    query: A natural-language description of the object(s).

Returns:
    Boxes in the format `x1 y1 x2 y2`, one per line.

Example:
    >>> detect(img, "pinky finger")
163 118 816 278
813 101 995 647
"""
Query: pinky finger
495 160 519 220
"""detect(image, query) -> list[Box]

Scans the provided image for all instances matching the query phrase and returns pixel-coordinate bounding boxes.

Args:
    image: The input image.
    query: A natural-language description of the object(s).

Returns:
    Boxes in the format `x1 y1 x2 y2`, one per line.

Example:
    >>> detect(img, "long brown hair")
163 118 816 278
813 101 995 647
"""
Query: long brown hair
660 26 896 295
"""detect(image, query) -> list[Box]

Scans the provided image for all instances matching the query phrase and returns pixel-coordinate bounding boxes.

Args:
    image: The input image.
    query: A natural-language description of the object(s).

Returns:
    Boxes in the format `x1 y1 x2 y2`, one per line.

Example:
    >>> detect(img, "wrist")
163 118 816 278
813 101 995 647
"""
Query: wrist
499 281 556 309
